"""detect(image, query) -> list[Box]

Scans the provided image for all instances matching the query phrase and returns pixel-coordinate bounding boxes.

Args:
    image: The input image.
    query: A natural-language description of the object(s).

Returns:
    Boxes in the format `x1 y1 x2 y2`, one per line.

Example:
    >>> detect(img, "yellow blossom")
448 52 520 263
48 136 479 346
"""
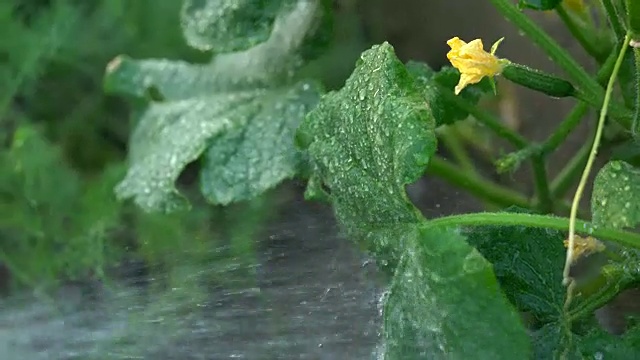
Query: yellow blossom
446 37 505 95
564 235 605 264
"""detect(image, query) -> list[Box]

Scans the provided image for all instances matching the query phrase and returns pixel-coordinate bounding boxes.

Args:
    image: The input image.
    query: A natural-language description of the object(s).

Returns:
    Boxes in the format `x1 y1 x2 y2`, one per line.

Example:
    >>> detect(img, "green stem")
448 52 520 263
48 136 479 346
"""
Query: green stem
550 139 592 198
453 121 496 160
495 51 615 186
564 33 631 285
427 156 530 209
438 126 480 177
541 49 617 155
489 0 632 127
489 0 601 97
601 0 626 41
556 5 608 62
531 155 553 213
541 103 590 155
438 85 529 149
424 212 640 250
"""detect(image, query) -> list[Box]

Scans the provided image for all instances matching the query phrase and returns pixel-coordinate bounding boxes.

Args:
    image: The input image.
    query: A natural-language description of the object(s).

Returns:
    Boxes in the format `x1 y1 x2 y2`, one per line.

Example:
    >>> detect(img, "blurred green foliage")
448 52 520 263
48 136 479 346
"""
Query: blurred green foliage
0 0 270 293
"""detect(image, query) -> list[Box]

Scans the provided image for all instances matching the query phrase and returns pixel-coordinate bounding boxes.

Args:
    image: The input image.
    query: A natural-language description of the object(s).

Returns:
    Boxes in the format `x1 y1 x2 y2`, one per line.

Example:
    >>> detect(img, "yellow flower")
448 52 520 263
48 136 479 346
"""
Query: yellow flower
446 37 505 95
564 235 605 264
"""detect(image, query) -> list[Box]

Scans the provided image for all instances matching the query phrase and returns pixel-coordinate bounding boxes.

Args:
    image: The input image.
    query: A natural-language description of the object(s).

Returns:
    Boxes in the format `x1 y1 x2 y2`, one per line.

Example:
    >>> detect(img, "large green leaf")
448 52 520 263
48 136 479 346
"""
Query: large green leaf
298 42 530 358
465 211 567 322
180 0 286 52
383 225 531 359
592 160 640 230
105 0 326 212
296 42 435 267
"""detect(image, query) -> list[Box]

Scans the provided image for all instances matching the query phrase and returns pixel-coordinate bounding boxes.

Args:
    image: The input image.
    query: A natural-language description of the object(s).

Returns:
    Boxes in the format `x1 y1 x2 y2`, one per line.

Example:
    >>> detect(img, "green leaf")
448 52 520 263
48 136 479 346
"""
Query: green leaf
592 160 640 230
517 0 562 11
406 62 491 126
298 43 530 357
610 139 640 167
296 42 436 267
465 212 567 322
534 322 640 358
105 1 325 212
199 81 320 203
532 322 579 359
180 0 285 52
383 225 531 359
579 324 640 357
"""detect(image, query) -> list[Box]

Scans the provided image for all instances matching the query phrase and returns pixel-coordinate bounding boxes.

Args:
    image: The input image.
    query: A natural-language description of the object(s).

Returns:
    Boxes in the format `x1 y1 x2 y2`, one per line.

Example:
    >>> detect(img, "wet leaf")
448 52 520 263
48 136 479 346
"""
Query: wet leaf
592 160 640 230
200 81 320 204
464 209 567 322
533 322 640 358
406 61 492 126
180 0 285 52
518 0 562 10
578 324 640 358
296 42 436 267
532 322 578 359
105 1 325 212
383 225 531 359
298 43 530 357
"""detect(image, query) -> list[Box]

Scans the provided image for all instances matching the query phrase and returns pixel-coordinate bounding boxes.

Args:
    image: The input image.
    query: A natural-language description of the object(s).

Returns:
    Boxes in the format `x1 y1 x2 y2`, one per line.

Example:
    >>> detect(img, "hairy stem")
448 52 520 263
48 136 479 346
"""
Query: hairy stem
438 126 480 177
531 155 553 213
424 212 640 250
550 139 592 198
601 0 625 41
556 5 608 62
427 156 530 209
541 103 590 155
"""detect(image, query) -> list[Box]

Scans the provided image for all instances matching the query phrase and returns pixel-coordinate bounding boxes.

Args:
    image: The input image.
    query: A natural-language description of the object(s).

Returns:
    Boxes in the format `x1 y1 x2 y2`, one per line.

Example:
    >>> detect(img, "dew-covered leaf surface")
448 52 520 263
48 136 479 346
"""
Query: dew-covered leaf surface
533 322 640 358
383 225 530 359
297 42 436 268
592 160 640 230
200 82 320 204
105 0 326 212
298 42 530 358
464 210 566 322
180 0 286 52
